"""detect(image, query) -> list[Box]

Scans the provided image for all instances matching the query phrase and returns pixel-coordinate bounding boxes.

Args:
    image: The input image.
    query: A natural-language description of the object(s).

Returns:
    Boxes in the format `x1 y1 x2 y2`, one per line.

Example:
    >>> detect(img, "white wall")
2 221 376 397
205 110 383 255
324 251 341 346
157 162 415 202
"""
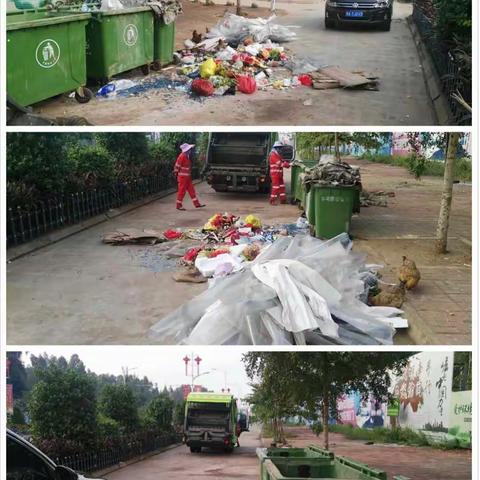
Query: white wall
391 352 454 431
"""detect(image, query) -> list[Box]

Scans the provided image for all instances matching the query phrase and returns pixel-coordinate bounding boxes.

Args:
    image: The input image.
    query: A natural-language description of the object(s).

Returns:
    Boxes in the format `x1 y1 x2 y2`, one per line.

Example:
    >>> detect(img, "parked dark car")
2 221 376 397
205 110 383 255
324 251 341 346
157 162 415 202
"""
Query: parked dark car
6 429 103 480
325 0 393 31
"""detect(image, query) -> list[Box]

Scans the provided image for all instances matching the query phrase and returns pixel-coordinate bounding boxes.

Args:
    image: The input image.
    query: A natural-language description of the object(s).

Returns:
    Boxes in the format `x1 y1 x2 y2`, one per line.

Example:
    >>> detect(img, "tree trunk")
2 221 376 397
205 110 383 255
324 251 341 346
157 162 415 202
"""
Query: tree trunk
236 0 241 15
435 133 460 254
334 133 340 163
322 393 329 450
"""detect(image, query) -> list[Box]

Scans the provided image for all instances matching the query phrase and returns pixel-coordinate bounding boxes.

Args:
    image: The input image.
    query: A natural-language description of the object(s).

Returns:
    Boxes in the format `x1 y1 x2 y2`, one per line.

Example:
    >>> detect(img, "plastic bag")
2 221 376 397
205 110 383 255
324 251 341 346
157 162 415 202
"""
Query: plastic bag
149 233 403 345
191 79 214 96
237 76 257 94
200 58 217 79
298 74 313 86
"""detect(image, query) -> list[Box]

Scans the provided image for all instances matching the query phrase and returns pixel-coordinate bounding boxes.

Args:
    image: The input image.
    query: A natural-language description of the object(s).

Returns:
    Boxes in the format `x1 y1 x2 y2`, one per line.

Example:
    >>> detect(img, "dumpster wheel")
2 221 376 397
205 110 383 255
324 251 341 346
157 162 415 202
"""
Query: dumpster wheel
75 87 94 104
141 64 151 76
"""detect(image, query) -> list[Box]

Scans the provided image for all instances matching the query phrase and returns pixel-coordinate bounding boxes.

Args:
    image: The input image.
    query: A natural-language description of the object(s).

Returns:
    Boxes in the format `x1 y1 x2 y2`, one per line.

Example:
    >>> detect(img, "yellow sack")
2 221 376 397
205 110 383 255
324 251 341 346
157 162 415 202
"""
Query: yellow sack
245 214 262 229
200 58 217 79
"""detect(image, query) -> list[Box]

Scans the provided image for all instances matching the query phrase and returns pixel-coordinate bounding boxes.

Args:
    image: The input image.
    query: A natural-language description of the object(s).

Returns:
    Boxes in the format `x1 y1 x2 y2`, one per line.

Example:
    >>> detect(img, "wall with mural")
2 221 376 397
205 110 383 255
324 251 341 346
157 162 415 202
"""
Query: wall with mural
337 392 386 429
392 352 453 433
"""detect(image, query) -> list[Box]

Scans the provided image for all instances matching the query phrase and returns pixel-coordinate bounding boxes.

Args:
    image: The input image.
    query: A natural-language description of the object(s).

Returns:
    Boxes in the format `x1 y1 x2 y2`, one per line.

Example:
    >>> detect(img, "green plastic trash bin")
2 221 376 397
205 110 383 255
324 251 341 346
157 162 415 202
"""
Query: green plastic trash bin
257 446 392 480
353 186 361 213
86 7 154 81
313 185 355 239
7 10 92 107
153 19 175 68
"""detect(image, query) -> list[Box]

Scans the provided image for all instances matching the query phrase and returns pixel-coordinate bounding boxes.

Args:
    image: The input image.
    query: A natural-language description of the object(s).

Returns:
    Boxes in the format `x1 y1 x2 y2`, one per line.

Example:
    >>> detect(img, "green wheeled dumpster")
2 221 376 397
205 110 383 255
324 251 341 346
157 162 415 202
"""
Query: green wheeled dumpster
86 7 154 81
7 10 92 107
153 18 175 68
292 160 317 206
313 185 355 239
257 446 410 480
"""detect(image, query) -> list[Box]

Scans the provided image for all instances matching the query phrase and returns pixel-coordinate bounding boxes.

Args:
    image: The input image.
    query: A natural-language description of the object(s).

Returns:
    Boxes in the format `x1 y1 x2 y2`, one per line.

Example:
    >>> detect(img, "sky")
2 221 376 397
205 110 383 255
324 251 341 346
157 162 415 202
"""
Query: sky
18 347 254 399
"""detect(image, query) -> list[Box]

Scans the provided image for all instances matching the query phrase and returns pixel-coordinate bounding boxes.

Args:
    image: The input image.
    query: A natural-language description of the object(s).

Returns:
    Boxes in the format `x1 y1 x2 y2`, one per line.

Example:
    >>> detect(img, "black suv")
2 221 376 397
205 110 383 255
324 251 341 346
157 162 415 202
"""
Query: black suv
325 0 393 31
6 429 103 480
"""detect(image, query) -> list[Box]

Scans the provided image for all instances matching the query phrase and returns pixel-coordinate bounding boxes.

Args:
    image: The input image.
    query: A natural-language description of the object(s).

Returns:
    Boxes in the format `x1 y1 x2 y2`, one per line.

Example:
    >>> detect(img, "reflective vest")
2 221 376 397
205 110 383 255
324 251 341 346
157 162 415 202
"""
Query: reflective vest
174 152 192 178
269 150 284 176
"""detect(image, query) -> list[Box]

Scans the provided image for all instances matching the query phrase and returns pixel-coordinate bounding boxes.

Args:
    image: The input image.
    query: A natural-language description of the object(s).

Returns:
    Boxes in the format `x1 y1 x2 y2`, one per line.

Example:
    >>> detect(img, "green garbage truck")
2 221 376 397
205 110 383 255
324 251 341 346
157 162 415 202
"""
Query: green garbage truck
184 392 239 453
203 133 293 193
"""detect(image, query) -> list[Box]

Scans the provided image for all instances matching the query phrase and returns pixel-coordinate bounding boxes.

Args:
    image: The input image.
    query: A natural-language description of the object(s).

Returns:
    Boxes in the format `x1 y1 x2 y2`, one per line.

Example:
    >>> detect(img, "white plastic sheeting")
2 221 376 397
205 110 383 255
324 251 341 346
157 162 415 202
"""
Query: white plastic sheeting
148 233 406 345
206 13 297 44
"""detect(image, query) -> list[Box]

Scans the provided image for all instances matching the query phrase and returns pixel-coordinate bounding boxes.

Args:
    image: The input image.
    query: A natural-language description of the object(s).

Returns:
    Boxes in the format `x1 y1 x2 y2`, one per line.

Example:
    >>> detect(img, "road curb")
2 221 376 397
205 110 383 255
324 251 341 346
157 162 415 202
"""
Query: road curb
407 15 451 125
91 443 182 478
7 180 202 262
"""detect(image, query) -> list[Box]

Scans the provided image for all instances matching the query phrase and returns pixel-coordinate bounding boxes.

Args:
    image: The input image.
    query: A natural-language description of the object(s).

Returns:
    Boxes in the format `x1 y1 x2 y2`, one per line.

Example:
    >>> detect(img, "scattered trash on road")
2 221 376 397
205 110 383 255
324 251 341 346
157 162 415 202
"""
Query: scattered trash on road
146 221 408 345
102 228 166 245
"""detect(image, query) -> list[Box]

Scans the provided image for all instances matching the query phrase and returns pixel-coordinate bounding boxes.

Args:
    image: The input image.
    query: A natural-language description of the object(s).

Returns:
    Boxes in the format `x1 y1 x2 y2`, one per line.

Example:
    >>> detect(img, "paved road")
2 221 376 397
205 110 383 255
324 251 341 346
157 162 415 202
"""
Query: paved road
105 428 261 480
7 161 471 345
32 1 435 126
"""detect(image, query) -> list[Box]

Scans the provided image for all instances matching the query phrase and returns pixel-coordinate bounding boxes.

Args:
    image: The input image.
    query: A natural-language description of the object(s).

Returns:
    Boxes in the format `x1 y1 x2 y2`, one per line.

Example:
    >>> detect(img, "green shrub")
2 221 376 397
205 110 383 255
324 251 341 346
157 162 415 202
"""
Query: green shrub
98 384 139 432
67 145 115 189
144 394 174 431
27 364 97 448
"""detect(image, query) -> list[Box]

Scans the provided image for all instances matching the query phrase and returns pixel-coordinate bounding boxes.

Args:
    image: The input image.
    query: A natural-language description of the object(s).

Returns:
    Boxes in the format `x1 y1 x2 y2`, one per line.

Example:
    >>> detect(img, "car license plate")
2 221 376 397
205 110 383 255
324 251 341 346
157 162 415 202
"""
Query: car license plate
346 10 364 17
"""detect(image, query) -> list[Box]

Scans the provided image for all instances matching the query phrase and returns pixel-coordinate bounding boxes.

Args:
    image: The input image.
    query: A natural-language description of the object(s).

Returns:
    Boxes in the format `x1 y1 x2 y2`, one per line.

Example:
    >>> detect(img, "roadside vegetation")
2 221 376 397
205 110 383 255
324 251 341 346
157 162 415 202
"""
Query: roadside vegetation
361 153 472 182
7 132 208 209
6 352 187 458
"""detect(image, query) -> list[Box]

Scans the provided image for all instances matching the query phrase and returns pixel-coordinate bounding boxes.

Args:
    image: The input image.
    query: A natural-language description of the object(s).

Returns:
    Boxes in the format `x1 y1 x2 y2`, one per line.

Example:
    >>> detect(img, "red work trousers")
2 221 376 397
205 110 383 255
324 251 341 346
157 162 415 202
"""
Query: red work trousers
176 176 201 208
270 174 287 204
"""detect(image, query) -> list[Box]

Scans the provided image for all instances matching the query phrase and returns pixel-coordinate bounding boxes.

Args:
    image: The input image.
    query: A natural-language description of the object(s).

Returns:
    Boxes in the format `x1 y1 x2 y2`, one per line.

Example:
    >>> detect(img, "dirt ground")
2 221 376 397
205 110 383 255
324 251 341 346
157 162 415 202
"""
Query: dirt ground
26 0 434 126
262 425 472 480
6 160 471 345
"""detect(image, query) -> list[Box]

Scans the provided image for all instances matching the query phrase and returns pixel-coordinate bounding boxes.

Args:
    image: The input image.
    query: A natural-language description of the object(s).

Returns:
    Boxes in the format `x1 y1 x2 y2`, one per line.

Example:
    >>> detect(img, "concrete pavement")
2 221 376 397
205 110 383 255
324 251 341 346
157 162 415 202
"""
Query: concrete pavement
7 161 471 345
104 427 262 480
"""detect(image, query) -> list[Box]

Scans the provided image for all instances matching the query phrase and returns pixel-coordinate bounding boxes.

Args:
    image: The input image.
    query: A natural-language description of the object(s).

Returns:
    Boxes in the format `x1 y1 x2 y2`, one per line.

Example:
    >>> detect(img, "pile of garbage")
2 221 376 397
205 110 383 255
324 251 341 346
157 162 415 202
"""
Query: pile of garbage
301 159 362 190
94 11 380 100
103 213 310 279
360 190 395 207
148 231 408 345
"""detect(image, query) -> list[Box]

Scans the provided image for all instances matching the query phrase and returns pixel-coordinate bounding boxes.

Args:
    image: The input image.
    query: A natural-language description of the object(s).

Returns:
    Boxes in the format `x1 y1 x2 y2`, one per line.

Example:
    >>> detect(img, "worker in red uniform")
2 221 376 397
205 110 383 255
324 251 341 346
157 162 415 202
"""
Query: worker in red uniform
174 143 205 211
269 141 291 205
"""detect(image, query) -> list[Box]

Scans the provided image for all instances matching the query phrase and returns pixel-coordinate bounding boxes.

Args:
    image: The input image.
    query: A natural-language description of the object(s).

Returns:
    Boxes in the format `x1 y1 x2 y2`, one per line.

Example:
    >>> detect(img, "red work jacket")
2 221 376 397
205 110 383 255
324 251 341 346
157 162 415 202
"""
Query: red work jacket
174 152 192 179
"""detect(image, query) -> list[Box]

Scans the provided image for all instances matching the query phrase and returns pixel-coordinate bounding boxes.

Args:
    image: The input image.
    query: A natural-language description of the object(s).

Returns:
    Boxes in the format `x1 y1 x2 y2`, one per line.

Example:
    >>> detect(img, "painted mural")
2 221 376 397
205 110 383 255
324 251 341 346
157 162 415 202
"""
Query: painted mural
337 392 386 429
392 352 454 432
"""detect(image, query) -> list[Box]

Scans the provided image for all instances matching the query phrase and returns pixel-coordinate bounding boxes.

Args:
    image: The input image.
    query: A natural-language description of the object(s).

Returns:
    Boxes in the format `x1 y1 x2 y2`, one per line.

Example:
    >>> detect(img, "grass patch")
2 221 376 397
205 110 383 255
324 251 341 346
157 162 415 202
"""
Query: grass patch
329 424 461 449
361 153 472 182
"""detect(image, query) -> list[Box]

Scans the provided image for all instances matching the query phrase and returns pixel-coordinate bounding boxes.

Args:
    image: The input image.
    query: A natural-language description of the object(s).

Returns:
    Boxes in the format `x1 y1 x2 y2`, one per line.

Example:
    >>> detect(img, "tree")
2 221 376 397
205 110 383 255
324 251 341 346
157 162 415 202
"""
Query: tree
435 132 461 254
145 393 174 431
98 384 139 431
243 353 304 444
243 352 411 450
95 133 150 166
27 364 97 447
6 352 27 400
295 133 389 161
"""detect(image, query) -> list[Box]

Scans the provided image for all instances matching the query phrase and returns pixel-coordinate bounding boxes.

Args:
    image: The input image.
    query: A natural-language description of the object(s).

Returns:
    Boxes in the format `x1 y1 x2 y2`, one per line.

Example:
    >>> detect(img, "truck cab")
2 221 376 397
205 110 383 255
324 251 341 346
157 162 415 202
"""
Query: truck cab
184 392 239 453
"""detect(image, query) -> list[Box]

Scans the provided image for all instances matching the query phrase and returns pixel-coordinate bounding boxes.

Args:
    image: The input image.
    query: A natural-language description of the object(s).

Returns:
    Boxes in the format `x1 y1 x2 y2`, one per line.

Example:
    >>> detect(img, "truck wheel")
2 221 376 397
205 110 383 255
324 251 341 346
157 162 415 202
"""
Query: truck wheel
224 446 234 453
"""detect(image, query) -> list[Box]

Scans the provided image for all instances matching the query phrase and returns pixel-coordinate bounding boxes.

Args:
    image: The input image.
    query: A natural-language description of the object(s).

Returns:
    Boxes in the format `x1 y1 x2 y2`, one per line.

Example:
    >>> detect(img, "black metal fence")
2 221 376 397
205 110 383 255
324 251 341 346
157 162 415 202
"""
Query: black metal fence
7 168 200 248
412 2 471 125
53 433 180 474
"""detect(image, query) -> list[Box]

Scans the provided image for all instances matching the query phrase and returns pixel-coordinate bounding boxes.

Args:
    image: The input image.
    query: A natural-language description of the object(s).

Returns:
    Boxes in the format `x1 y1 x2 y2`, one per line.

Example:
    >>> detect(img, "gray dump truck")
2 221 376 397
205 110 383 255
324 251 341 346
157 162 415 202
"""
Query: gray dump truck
203 132 283 193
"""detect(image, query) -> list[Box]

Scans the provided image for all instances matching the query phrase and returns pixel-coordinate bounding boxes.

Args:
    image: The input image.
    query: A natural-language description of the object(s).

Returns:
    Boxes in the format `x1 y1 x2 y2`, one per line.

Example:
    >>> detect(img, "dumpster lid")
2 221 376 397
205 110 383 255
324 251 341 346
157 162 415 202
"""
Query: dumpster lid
7 10 91 30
